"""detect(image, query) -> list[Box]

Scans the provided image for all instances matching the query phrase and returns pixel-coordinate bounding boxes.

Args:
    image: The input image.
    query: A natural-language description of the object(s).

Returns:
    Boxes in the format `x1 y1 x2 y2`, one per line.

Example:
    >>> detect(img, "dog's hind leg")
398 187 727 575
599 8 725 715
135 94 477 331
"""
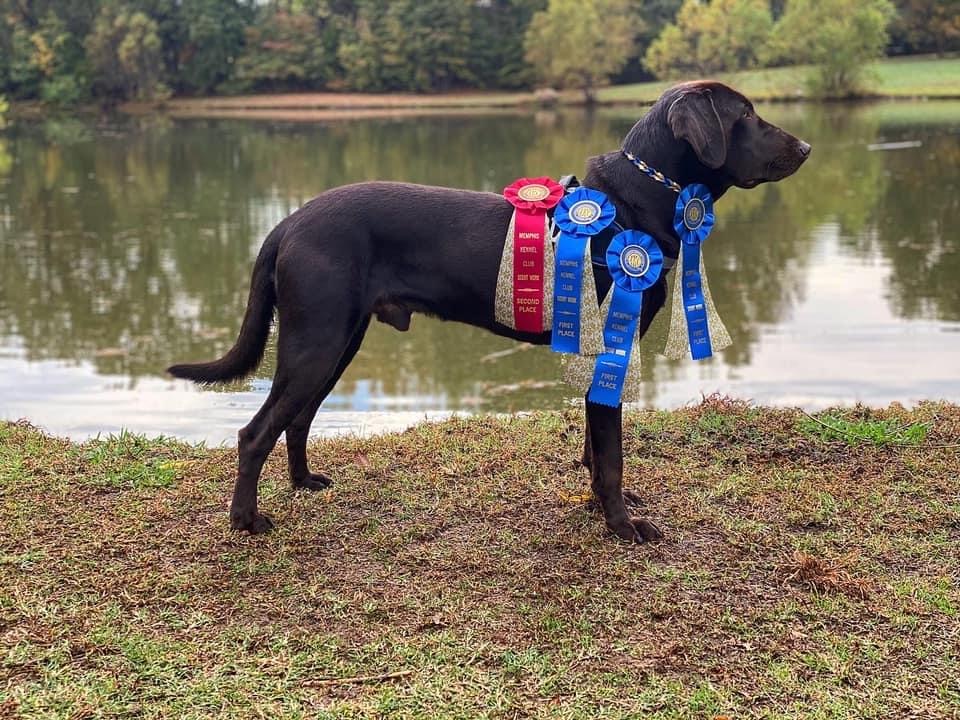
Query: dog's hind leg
585 401 662 543
285 316 372 491
231 312 364 534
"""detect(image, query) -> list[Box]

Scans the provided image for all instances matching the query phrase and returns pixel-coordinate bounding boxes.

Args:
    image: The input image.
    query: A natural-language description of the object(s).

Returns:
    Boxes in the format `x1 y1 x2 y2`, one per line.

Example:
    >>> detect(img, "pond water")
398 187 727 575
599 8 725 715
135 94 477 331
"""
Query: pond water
1 102 958 444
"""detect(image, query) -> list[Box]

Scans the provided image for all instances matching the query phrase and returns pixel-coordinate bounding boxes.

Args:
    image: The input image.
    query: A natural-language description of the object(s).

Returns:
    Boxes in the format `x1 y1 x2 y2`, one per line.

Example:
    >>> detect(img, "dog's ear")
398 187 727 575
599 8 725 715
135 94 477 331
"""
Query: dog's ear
667 90 728 169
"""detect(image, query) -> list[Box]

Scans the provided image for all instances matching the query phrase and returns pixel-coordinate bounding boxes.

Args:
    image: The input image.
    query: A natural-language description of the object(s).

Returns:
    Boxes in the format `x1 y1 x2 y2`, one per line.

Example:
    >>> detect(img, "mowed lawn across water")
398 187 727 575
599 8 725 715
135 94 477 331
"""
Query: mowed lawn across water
149 56 960 120
598 55 960 104
2 399 959 718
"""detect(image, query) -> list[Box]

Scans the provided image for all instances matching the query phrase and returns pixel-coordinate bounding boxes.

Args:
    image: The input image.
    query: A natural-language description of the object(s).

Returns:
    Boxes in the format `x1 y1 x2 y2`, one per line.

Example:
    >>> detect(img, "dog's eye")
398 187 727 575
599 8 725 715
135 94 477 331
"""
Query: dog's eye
742 109 753 119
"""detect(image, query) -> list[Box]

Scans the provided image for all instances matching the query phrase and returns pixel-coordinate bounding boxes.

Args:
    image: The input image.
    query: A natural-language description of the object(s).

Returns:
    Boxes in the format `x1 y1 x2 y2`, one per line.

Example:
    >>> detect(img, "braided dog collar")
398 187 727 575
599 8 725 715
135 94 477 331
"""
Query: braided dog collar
621 150 682 194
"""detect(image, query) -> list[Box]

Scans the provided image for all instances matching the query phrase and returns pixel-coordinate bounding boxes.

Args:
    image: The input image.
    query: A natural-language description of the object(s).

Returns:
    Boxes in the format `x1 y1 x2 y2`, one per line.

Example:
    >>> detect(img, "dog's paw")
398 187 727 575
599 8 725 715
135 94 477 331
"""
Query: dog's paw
230 510 275 535
586 490 646 514
292 472 333 492
630 516 664 542
607 516 664 544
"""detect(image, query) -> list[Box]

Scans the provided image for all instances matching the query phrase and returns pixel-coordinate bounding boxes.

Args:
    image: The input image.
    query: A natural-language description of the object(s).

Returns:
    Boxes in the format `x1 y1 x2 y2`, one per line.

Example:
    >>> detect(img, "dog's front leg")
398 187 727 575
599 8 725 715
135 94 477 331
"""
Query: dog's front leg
585 400 663 543
582 411 647 510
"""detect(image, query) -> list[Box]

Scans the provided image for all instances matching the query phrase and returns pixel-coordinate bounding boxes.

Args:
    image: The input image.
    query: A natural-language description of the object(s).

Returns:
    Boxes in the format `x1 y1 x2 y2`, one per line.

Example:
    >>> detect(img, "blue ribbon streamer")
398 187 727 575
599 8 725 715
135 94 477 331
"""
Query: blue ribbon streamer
588 230 663 407
680 241 712 359
551 188 616 354
551 233 588 353
673 183 716 360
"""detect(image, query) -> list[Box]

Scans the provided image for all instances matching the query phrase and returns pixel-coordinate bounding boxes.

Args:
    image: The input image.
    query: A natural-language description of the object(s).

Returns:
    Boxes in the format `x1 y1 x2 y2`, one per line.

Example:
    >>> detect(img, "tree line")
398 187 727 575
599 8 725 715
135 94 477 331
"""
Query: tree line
0 0 956 106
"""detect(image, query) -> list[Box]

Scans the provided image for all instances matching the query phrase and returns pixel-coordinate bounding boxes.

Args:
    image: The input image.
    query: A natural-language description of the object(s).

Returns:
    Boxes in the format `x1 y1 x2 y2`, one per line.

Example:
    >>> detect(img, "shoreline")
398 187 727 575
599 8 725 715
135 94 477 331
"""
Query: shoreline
8 55 959 122
11 91 960 125
116 55 960 119
123 88 960 122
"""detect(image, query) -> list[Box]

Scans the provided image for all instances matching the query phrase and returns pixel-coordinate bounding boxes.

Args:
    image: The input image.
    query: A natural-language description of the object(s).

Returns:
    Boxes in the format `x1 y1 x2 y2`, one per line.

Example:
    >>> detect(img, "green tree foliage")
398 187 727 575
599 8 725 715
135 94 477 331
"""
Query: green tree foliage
337 0 475 93
465 0 543 90
175 0 253 94
889 0 960 55
524 0 636 103
0 9 88 102
768 0 896 96
0 94 8 129
644 0 773 78
233 8 334 92
86 5 167 101
614 0 682 83
0 0 957 103
6 23 47 98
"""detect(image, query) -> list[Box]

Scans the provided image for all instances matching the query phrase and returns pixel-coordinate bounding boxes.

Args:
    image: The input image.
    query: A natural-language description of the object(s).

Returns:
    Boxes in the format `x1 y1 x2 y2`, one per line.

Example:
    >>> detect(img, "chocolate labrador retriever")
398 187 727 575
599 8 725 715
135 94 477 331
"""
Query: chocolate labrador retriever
169 81 810 542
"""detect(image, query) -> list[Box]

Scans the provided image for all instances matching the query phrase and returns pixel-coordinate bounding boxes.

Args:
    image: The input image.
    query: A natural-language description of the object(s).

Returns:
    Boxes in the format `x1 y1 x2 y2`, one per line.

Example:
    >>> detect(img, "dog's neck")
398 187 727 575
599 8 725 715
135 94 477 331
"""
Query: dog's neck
582 111 733 259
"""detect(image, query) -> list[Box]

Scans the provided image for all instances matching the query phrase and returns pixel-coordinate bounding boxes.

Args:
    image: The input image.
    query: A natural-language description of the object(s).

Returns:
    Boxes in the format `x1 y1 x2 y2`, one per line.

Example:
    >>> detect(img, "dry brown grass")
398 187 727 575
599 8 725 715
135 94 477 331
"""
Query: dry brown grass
1 401 958 718
776 551 873 599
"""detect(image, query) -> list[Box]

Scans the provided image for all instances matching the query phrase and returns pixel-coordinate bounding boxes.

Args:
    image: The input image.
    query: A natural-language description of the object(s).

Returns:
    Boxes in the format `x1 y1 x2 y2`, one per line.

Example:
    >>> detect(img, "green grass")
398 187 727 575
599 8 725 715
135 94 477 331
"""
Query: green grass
799 411 930 447
598 55 960 104
2 400 959 718
868 55 960 96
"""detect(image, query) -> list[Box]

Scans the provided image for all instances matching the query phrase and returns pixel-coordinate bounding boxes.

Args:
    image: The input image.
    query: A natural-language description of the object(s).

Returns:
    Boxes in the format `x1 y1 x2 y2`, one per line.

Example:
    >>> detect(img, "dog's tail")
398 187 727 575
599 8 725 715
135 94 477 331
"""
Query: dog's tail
167 224 282 384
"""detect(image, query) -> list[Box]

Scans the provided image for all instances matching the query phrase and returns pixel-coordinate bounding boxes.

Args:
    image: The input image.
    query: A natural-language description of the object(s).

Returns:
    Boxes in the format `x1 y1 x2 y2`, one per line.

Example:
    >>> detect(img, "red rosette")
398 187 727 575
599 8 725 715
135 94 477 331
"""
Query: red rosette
503 177 563 211
501 177 561 334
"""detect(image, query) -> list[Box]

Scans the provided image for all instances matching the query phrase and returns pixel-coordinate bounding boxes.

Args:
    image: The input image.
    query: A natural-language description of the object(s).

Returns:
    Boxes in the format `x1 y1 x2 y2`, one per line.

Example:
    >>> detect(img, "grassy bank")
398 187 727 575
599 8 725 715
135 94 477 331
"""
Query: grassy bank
599 55 960 104
2 400 959 718
135 56 960 120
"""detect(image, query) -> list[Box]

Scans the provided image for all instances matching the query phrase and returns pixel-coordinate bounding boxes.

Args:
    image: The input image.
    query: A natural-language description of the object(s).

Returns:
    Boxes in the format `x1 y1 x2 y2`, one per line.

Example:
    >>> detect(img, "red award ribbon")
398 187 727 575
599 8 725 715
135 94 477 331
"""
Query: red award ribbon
503 177 563 333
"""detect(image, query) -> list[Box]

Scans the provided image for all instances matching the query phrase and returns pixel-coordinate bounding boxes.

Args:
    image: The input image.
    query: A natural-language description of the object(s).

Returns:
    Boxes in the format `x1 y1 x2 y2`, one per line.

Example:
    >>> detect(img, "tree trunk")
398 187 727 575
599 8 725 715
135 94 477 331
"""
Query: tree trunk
582 75 597 106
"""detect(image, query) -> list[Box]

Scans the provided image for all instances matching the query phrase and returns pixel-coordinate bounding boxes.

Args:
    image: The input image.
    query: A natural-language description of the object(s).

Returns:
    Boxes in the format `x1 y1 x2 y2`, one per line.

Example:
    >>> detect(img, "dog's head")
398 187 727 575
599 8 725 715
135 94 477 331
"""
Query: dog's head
665 81 810 189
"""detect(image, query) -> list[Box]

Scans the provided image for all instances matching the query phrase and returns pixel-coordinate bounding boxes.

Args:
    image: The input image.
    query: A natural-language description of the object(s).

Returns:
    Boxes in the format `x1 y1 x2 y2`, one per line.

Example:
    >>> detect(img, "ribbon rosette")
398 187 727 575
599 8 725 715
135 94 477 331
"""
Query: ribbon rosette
503 177 564 211
674 182 715 245
588 230 663 407
550 188 616 353
503 177 564 333
664 183 731 360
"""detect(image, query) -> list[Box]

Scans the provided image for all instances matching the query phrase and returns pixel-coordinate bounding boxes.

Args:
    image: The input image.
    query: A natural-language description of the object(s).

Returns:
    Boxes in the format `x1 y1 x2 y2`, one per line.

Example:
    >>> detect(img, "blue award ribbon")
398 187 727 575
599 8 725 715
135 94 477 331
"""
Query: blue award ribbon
551 188 616 354
588 230 663 407
673 183 716 360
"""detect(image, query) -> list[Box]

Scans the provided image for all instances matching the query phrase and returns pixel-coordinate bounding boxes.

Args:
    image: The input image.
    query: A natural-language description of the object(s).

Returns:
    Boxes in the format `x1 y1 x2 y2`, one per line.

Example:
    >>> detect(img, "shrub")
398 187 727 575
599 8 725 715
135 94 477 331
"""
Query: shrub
767 0 896 96
644 0 774 78
40 74 85 106
86 7 167 101
525 0 637 103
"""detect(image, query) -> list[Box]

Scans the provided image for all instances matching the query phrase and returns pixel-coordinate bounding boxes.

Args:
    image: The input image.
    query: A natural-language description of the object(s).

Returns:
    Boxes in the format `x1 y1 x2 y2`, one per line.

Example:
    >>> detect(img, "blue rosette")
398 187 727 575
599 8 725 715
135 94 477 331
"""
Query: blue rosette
587 230 663 407
550 188 616 354
674 183 715 244
673 183 716 360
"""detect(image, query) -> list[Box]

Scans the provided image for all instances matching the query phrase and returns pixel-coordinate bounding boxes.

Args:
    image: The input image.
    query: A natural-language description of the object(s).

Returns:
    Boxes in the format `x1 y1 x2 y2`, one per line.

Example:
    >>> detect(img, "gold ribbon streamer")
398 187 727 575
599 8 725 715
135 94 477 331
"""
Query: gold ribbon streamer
495 212 553 331
663 250 732 360
495 213 605 349
561 288 645 403
576 247 605 356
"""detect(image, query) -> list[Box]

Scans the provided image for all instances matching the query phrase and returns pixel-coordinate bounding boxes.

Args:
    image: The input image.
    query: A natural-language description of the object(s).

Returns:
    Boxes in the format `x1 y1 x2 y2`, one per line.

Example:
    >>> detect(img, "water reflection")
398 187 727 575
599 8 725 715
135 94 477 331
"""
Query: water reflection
0 102 958 442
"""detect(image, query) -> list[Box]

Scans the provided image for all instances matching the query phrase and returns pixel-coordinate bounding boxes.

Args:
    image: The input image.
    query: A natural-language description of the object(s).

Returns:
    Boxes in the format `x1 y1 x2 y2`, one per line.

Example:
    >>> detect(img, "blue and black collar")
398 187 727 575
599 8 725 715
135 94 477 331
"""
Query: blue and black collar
621 150 683 194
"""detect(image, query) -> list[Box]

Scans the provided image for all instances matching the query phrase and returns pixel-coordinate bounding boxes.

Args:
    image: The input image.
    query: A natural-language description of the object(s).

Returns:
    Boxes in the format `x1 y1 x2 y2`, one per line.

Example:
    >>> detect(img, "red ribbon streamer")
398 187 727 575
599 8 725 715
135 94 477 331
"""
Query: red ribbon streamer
512 208 546 332
503 178 563 333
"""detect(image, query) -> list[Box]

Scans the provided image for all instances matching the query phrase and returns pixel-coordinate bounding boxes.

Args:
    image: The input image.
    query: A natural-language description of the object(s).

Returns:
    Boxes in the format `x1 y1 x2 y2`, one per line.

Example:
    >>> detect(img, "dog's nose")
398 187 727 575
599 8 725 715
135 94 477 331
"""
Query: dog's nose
798 141 812 157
